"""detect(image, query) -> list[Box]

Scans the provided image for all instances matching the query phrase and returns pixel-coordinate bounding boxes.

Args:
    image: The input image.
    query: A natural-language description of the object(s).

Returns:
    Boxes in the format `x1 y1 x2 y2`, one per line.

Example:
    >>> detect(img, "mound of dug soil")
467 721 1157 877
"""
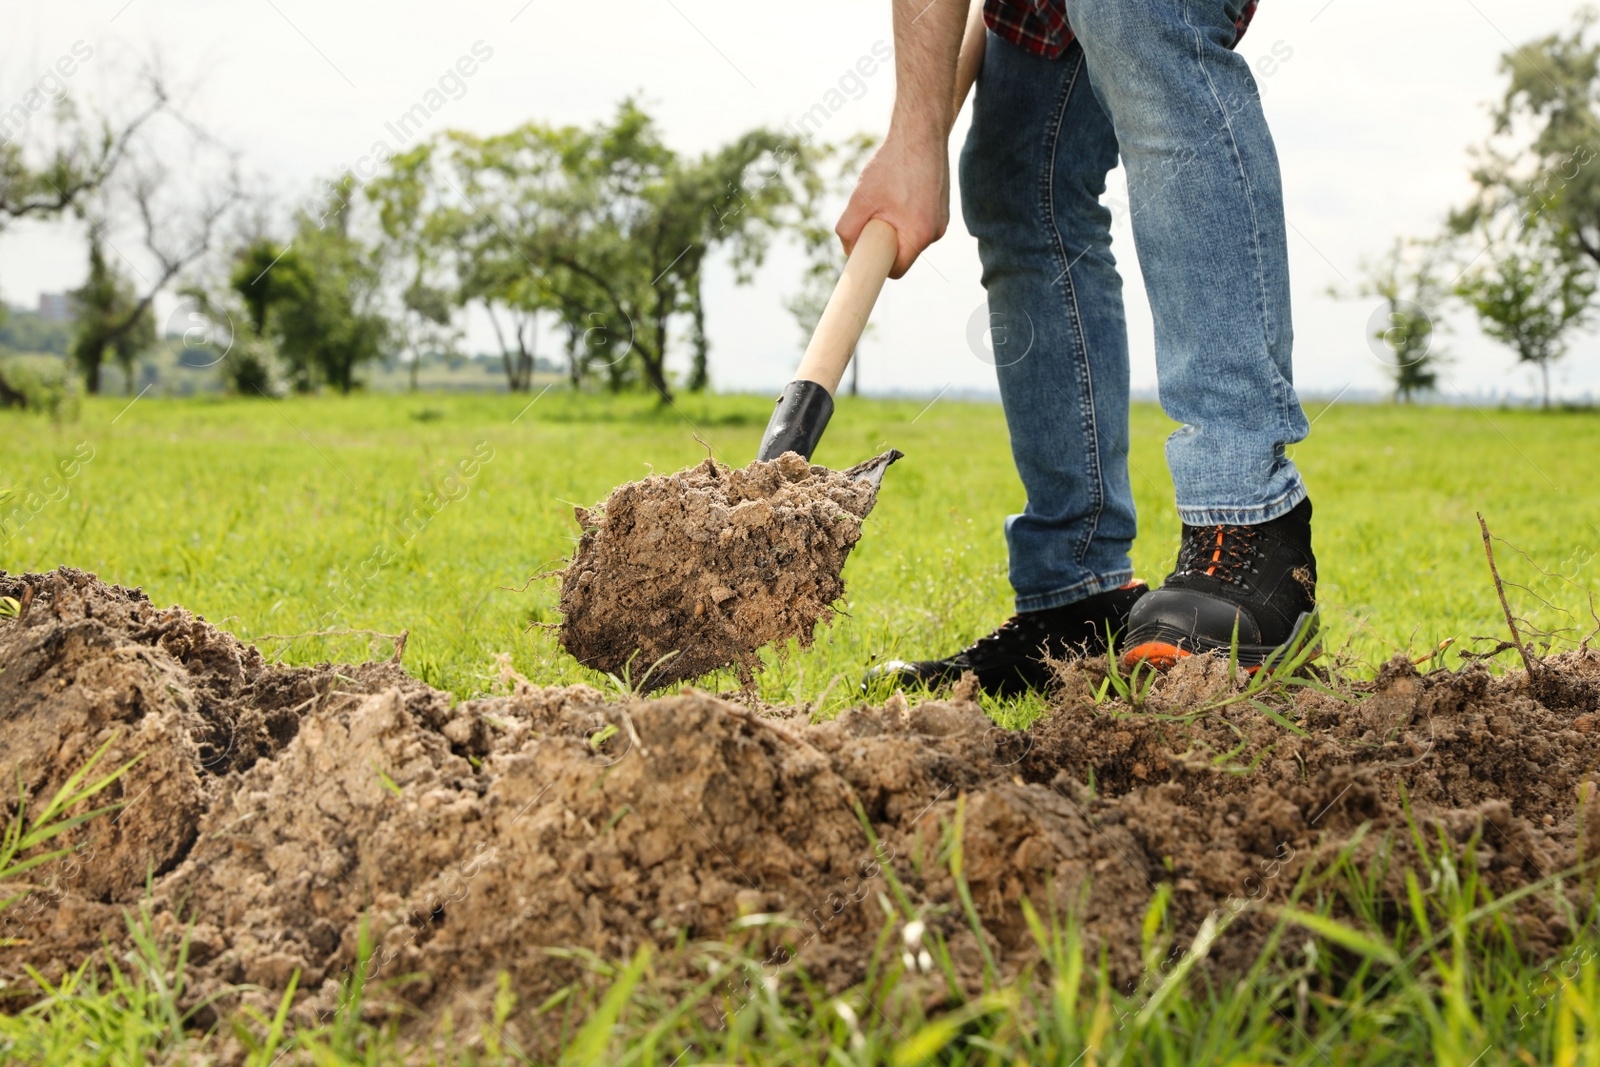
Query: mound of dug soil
557 451 890 687
3 568 1600 1050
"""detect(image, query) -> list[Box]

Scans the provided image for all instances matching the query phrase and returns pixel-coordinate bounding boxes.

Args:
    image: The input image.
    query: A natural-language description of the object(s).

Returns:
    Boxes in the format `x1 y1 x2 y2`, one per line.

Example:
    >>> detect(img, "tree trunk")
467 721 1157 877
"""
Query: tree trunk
0 369 27 408
525 312 539 392
507 312 536 392
849 347 859 397
687 280 708 393
513 344 531 392
482 302 525 394
640 356 672 402
85 354 102 395
1541 361 1551 410
637 334 672 403
512 322 528 392
566 320 584 387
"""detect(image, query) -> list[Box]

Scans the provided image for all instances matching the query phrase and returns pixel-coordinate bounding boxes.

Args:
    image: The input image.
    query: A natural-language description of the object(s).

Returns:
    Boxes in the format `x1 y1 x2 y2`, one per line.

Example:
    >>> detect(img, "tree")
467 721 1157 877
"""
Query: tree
374 101 840 401
230 237 315 391
366 141 548 393
1454 10 1600 269
292 223 389 395
399 279 458 392
1337 238 1450 402
58 103 239 395
1455 214 1595 408
70 227 155 394
1445 8 1600 409
1 70 170 404
174 277 276 397
522 101 832 401
461 248 545 393
0 72 167 235
363 146 461 392
229 179 391 395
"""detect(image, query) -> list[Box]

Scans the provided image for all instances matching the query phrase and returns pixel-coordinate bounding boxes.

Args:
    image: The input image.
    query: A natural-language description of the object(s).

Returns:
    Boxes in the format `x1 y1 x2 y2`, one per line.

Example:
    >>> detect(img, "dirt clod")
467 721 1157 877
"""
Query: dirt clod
4 567 1600 1041
556 452 888 687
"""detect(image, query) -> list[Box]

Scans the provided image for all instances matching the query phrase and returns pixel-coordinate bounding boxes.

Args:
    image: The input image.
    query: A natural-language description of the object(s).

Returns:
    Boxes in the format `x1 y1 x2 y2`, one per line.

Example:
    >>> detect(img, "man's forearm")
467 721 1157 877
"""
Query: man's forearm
889 0 967 146
834 0 966 271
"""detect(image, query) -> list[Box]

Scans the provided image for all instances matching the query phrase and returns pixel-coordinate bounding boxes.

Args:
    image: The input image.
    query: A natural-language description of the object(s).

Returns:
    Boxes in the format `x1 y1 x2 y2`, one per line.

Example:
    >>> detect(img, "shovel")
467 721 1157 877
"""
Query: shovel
754 0 987 491
555 5 988 688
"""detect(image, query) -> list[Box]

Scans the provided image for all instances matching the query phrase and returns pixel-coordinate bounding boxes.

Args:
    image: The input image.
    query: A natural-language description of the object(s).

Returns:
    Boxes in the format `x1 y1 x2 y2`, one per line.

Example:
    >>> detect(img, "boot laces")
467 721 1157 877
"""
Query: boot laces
1176 524 1260 584
966 614 1044 659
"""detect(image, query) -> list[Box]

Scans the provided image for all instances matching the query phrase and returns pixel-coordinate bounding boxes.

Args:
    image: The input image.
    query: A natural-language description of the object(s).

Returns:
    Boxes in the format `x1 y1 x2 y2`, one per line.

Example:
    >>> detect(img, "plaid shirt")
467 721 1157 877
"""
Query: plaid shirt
983 0 1258 58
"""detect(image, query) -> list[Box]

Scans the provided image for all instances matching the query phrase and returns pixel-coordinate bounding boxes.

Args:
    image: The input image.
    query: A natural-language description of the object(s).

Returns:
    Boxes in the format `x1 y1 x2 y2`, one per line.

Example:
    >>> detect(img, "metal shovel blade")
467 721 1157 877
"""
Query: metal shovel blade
843 449 904 490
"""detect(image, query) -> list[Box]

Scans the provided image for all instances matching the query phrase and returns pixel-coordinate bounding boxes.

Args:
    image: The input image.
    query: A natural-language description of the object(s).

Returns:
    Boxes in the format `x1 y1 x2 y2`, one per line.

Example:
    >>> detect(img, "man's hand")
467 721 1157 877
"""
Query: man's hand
834 0 968 280
836 132 950 280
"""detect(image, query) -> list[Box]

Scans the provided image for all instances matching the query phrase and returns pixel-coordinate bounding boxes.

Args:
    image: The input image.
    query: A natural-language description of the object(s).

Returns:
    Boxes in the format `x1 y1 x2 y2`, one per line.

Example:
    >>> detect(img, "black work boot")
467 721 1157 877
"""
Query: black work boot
1122 497 1318 670
864 582 1148 698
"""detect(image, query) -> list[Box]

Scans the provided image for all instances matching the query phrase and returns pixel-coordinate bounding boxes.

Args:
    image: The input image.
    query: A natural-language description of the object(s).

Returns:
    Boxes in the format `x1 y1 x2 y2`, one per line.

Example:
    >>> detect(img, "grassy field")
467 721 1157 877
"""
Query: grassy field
3 392 1600 1066
3 392 1596 709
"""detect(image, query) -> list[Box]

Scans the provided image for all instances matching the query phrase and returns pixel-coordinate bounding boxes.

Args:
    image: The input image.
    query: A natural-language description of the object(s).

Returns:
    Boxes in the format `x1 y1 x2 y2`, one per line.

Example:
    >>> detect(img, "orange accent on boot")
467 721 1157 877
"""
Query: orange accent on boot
1121 641 1189 670
1120 578 1148 590
1205 529 1224 576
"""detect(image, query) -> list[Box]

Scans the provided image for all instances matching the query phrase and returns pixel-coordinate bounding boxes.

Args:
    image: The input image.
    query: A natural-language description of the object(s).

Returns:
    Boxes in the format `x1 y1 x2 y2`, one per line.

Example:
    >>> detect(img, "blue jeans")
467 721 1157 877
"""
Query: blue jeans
959 0 1309 613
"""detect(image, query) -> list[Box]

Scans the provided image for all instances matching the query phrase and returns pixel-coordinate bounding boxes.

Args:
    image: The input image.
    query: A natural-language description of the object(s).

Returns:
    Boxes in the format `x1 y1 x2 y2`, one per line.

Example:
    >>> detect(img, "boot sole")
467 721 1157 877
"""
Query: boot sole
1121 609 1321 672
863 581 1151 697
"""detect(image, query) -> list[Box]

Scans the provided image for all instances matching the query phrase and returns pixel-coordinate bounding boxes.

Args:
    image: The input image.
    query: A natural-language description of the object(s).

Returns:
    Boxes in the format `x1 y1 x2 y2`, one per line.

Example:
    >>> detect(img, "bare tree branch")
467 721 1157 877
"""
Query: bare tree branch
0 71 169 228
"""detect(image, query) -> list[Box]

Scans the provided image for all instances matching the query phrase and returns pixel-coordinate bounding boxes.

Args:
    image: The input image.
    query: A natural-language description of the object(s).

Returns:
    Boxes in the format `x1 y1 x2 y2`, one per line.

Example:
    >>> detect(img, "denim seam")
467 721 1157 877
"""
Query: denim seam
1015 569 1136 614
1177 479 1307 527
1040 48 1107 575
1184 5 1306 491
1183 3 1273 407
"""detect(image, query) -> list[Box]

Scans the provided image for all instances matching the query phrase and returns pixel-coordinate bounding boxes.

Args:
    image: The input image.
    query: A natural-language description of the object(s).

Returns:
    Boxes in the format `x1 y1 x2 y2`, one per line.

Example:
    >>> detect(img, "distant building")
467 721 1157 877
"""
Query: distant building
37 292 76 322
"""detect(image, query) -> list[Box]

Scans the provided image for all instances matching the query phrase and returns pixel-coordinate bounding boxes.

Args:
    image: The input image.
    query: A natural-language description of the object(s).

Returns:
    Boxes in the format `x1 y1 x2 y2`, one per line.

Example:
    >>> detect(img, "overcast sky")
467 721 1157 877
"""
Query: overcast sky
4 0 1598 403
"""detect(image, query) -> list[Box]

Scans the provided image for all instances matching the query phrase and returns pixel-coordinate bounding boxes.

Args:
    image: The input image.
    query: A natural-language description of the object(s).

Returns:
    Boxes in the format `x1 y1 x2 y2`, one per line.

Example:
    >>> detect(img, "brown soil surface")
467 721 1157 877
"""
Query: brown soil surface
3 567 1600 1049
557 452 889 687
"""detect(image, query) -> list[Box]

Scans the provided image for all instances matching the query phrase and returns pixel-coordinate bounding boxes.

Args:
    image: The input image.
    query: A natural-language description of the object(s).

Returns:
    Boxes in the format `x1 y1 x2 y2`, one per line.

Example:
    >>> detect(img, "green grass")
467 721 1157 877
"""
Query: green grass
7 797 1600 1066
2 392 1595 710
2 391 1599 1064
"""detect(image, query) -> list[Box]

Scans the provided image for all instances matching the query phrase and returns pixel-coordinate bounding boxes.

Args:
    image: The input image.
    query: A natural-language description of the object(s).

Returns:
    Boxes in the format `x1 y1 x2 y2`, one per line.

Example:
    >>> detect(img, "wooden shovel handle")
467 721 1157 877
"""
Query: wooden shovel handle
791 0 987 396
792 219 898 393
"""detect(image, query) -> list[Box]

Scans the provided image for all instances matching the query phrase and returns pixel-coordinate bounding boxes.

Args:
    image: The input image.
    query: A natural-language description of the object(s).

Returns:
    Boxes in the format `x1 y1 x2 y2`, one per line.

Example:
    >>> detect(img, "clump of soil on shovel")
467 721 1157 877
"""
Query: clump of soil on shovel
557 451 888 687
4 567 1600 1058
